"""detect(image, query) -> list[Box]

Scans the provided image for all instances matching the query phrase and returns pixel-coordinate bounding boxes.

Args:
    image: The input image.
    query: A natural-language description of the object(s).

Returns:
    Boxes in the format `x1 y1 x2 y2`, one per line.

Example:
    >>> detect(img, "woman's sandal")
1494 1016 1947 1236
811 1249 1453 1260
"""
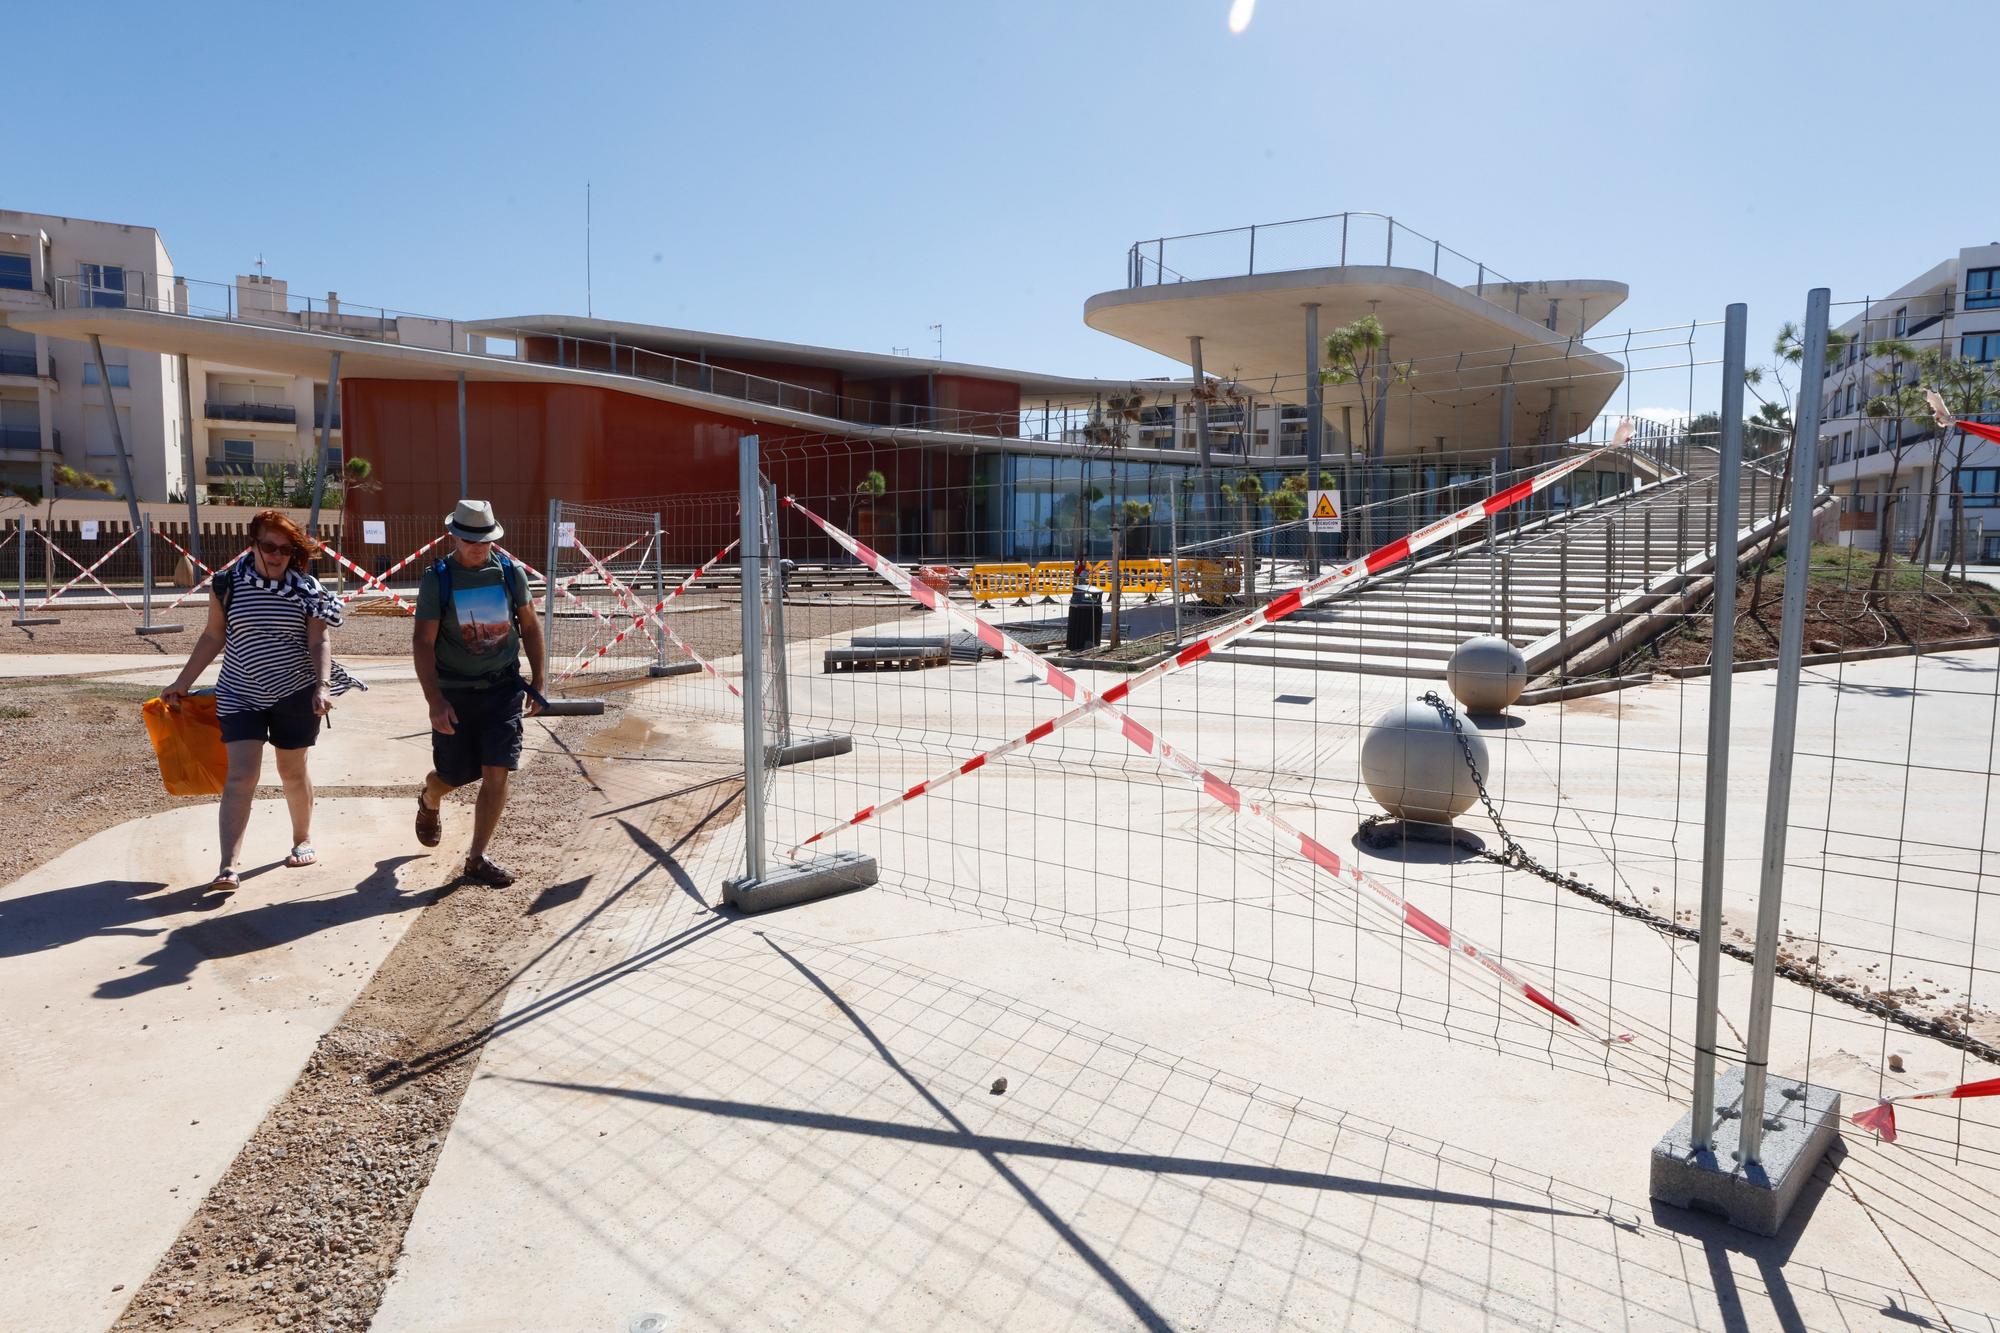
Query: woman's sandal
284 843 317 868
209 868 240 892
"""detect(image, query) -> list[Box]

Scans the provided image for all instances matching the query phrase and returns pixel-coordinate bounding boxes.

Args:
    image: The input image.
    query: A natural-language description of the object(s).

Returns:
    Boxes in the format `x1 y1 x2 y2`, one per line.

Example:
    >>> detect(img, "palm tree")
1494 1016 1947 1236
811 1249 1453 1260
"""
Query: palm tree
1320 314 1413 549
1740 321 1848 618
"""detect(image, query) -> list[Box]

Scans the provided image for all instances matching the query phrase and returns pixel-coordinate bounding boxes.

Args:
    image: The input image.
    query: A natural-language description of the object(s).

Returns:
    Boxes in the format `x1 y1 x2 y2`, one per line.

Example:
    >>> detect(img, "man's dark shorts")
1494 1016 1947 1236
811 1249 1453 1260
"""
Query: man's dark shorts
219 683 322 749
433 682 525 786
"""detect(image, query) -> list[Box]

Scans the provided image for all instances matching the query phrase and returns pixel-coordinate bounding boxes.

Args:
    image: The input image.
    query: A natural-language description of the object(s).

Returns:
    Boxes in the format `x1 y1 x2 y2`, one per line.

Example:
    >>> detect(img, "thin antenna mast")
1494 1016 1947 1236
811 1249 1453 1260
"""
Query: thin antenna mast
585 181 593 318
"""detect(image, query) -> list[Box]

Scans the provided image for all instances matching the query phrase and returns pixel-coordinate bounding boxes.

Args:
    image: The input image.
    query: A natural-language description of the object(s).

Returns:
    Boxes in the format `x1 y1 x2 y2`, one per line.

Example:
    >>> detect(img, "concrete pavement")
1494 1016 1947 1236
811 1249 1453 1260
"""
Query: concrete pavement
372 646 2000 1329
0 799 473 1333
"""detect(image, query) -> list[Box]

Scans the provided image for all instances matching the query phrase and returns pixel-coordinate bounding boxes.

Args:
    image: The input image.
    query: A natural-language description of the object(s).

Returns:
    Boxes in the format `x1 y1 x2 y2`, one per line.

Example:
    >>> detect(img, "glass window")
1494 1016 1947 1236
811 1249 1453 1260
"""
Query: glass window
1965 333 1998 363
81 362 130 387
1894 306 1908 336
1959 468 2000 508
1969 268 2000 311
80 263 126 308
0 253 30 291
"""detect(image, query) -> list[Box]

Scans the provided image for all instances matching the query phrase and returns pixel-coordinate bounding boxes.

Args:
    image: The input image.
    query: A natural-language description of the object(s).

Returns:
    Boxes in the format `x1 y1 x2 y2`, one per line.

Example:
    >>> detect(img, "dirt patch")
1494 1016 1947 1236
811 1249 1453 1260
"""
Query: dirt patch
110 708 743 1332
1622 544 2000 673
1 604 422 658
0 677 208 887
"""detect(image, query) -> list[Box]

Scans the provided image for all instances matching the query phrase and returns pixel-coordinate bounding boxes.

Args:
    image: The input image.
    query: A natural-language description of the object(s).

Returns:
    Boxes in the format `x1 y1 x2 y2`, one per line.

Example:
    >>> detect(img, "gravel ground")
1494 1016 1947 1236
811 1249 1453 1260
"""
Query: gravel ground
104 705 738 1333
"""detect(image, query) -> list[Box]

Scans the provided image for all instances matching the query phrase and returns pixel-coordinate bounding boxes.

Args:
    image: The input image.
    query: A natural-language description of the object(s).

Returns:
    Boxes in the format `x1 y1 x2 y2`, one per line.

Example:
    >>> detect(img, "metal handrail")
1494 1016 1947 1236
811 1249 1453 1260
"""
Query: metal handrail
1126 211 1518 293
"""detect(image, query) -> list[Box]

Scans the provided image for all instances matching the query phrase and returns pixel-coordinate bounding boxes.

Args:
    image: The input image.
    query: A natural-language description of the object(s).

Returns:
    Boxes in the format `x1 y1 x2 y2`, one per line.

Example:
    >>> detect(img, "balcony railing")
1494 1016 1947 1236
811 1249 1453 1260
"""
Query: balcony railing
1125 211 1520 294
314 408 341 429
207 457 271 477
205 400 297 424
0 425 43 452
0 350 36 376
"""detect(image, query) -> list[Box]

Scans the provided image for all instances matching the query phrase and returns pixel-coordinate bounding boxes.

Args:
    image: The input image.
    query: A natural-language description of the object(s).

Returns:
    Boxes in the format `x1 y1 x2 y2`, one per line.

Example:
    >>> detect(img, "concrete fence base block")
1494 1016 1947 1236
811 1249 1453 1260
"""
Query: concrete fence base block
1649 1067 1841 1237
648 661 701 678
725 850 877 914
774 733 853 768
10 616 60 627
539 699 606 717
134 623 186 636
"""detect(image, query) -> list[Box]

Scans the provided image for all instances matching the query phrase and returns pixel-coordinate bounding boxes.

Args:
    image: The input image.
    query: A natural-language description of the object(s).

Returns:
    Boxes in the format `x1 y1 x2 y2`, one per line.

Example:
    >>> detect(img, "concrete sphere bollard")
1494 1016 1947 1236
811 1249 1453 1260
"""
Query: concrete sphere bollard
1359 700 1489 825
1446 634 1527 714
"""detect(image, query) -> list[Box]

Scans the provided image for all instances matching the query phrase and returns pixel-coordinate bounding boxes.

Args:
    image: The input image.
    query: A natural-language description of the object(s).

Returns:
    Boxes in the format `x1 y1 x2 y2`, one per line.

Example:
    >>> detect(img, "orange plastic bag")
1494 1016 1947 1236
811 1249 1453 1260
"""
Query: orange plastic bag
142 694 229 796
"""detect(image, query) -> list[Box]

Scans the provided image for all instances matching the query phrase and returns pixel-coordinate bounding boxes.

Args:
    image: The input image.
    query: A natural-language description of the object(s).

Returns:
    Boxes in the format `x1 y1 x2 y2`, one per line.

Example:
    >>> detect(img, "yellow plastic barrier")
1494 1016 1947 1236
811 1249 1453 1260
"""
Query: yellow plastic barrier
1031 562 1077 600
969 563 1034 603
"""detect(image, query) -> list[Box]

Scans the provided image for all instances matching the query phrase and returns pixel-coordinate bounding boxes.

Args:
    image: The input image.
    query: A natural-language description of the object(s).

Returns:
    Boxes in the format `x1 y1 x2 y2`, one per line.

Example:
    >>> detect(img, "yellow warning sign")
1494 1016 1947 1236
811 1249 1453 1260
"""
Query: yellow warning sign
1308 489 1342 533
1312 494 1338 520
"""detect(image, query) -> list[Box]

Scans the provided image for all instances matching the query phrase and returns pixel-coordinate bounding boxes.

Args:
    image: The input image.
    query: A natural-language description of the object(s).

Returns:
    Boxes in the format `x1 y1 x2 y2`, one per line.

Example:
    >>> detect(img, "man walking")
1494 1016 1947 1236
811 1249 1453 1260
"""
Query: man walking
412 500 545 886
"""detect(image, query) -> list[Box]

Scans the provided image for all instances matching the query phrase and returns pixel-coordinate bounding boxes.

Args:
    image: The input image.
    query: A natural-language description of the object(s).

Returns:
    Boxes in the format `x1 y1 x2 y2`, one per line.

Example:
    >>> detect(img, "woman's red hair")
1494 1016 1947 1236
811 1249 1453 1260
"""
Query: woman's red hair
248 510 321 573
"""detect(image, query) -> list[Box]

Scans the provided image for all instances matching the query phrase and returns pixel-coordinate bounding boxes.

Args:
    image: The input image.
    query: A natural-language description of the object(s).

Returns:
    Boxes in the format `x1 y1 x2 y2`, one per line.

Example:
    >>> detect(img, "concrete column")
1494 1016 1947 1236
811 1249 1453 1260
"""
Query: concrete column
1189 335 1211 468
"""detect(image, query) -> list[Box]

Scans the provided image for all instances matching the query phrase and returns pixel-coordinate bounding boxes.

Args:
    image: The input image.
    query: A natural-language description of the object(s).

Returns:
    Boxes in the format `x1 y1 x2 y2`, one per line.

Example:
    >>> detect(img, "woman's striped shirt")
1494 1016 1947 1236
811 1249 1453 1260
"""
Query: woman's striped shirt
214 556 362 715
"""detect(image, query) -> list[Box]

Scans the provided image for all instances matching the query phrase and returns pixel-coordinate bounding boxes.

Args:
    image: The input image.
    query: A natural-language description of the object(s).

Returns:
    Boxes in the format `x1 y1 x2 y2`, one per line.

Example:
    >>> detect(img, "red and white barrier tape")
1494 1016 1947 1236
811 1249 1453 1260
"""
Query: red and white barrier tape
164 546 252 612
1851 1075 2000 1143
33 529 136 611
568 535 742 695
152 528 213 579
782 432 1619 848
570 535 651 631
780 434 1633 1032
553 538 741 685
319 543 418 614
339 534 445 603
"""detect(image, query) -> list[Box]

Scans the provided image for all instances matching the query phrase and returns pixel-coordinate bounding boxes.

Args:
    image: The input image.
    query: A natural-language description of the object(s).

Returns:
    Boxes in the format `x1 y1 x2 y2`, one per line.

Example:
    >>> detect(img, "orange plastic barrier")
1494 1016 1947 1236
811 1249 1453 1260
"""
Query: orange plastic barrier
142 694 228 796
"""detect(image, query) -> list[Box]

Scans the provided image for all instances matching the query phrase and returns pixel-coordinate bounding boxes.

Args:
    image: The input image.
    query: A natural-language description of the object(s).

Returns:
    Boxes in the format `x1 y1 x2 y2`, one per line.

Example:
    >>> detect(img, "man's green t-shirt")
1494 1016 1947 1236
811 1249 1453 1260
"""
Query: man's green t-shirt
415 554 532 690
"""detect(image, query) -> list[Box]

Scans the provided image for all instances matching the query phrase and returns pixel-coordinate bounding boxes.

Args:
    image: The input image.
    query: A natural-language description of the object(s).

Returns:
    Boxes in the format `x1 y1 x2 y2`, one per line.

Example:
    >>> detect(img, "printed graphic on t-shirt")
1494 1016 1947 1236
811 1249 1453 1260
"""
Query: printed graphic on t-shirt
454 581 513 655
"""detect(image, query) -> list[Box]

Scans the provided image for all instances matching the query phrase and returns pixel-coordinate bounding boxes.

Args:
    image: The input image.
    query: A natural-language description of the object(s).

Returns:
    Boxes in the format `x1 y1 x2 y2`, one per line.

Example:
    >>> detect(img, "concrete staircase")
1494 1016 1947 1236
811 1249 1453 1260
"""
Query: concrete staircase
1208 448 1791 678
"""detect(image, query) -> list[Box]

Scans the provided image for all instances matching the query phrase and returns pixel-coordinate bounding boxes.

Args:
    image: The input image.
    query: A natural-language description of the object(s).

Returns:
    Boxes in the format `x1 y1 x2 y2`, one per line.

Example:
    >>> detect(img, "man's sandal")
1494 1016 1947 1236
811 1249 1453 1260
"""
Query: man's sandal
415 791 442 848
463 855 515 888
209 869 240 892
284 843 317 868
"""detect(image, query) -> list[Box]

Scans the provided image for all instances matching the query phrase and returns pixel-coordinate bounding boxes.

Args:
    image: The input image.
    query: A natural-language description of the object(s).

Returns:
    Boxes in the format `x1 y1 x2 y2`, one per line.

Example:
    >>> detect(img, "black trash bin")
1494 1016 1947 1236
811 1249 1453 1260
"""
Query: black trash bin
1066 588 1103 651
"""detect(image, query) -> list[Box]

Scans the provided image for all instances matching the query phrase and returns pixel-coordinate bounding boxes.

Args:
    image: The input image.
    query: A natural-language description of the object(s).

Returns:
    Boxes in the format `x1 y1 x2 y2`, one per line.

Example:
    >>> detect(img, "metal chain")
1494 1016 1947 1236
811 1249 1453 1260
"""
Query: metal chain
1352 690 2000 1066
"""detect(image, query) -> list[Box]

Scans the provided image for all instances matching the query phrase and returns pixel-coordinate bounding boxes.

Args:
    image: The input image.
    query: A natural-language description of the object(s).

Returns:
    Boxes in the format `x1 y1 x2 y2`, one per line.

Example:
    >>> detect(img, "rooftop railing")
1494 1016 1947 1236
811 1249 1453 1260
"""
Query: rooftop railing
1125 211 1519 296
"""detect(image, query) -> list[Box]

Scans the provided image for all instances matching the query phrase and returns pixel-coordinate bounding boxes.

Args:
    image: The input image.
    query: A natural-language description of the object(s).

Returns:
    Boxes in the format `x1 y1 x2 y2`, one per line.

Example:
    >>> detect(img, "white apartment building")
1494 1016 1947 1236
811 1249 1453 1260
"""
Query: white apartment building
0 209 184 501
0 209 361 503
1816 242 2000 562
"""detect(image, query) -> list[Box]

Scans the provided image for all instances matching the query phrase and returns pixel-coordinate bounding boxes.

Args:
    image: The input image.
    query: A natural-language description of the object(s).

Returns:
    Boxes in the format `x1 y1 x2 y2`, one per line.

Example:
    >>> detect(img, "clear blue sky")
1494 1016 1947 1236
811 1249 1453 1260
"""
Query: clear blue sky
12 0 1996 389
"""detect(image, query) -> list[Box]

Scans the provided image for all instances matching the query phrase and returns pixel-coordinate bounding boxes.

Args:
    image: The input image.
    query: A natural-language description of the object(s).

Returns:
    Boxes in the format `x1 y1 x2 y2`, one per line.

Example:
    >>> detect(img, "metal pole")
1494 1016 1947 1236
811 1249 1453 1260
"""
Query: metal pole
86 335 144 536
764 478 790 747
1501 553 1513 640
140 516 153 630
652 512 669 673
457 372 469 498
736 436 764 880
176 353 201 568
307 350 341 537
541 498 559 691
1169 502 1182 646
1557 533 1570 679
738 435 768 883
1304 303 1323 575
1488 459 1500 632
1739 289 1830 1164
1691 302 1749 1152
1604 519 1616 611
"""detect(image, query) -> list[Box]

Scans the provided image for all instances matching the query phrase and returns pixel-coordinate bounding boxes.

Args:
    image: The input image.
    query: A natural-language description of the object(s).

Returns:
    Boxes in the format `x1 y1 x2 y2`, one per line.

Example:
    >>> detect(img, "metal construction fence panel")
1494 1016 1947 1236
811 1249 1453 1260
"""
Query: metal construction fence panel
591 314 2000 1187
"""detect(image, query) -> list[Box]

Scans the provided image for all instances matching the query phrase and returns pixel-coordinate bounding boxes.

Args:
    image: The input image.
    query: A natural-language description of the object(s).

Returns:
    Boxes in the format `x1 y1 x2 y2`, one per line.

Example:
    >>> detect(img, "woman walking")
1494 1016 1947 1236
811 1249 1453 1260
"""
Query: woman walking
160 510 361 890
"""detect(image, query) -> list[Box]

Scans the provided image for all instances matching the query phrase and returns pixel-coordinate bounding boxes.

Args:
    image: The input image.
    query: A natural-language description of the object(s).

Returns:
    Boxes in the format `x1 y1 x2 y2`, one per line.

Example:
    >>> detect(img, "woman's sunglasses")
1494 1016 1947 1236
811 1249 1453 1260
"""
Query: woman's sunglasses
255 539 294 558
